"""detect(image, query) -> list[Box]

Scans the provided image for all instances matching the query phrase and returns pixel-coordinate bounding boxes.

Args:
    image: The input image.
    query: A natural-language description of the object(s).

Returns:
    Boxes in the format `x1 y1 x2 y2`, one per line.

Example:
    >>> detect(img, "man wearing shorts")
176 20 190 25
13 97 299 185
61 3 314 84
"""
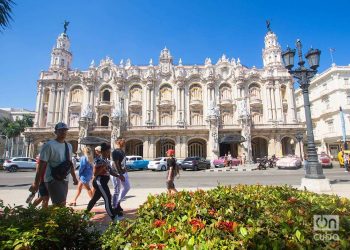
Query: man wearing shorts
32 154 49 208
30 122 78 206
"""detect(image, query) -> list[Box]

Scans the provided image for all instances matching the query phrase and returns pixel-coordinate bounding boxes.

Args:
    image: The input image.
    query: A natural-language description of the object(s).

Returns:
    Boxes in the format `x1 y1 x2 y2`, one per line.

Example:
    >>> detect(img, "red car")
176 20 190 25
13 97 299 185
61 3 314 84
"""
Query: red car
318 153 333 168
213 156 240 168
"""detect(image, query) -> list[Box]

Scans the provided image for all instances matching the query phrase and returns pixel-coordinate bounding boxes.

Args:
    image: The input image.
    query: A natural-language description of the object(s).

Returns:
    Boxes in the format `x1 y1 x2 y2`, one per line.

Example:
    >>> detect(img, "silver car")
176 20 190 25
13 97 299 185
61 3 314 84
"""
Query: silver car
4 157 37 172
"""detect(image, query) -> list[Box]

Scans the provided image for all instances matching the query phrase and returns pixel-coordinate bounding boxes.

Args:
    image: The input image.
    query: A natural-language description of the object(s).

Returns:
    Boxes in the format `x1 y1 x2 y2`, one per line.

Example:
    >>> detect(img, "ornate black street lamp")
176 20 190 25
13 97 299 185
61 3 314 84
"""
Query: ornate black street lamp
295 132 304 161
282 39 325 180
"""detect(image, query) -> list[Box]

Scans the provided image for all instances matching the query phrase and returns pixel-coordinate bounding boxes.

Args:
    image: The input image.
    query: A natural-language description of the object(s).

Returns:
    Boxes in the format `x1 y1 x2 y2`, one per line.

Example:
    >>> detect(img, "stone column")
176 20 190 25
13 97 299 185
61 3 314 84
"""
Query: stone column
149 136 155 159
54 88 61 123
58 88 65 122
143 137 150 159
288 83 297 122
275 135 282 157
268 137 276 156
34 83 43 127
275 81 283 122
47 85 57 125
266 86 272 121
271 87 277 121
175 136 181 158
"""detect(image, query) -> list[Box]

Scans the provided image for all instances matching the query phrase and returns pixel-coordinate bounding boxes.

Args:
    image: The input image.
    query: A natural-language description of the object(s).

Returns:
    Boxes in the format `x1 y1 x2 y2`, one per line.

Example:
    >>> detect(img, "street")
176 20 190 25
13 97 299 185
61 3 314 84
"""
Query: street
1 164 349 190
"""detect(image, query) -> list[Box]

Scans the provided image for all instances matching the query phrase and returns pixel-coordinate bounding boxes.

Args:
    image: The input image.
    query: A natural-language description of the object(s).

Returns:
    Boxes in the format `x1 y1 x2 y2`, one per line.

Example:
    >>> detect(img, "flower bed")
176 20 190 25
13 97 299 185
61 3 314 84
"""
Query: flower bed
101 185 350 249
0 200 101 249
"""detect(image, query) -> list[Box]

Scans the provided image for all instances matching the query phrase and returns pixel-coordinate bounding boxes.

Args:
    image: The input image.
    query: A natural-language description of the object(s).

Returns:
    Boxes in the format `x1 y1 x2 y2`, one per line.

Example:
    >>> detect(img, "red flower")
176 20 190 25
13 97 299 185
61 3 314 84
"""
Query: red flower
217 221 238 232
189 218 205 230
164 202 176 210
157 243 166 249
208 208 217 216
149 243 157 249
153 219 166 227
166 226 177 233
287 197 298 204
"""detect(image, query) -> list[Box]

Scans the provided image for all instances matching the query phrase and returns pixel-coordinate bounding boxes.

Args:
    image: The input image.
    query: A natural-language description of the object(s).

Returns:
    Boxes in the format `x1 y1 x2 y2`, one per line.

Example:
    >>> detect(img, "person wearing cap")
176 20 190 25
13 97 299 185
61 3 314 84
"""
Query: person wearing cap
166 149 179 195
29 122 78 206
87 143 124 221
111 137 130 214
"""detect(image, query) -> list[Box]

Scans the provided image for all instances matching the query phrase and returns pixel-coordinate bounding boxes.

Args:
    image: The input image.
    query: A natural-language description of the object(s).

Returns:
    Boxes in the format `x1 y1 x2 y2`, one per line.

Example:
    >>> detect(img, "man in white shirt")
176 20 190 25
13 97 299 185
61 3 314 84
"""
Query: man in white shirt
30 122 78 206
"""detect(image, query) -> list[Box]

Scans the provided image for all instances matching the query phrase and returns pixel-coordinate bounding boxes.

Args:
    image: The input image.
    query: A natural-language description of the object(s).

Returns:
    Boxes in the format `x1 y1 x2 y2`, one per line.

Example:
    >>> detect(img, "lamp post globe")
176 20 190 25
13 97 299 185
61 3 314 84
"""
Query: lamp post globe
282 39 330 191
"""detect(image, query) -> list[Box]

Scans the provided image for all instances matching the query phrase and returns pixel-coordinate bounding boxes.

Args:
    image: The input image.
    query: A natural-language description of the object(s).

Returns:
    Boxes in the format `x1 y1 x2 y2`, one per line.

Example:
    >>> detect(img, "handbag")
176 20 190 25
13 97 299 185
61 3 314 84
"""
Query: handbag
51 142 72 181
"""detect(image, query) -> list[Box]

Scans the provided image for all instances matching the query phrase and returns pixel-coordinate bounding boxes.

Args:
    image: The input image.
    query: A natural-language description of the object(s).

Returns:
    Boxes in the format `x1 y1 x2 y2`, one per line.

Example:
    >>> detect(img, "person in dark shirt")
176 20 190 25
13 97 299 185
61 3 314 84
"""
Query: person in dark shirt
111 137 130 215
87 143 124 221
166 149 179 195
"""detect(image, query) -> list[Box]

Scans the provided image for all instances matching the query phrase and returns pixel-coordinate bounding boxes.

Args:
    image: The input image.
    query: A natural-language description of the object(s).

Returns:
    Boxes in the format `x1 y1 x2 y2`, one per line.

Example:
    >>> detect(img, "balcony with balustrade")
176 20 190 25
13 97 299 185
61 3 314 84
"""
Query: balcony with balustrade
189 99 203 109
249 96 262 107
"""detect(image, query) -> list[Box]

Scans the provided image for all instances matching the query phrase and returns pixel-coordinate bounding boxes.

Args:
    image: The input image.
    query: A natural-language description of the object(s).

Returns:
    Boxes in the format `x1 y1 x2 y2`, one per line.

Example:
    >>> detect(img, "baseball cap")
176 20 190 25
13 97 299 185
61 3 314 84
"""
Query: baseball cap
95 146 101 152
166 149 175 156
55 122 69 130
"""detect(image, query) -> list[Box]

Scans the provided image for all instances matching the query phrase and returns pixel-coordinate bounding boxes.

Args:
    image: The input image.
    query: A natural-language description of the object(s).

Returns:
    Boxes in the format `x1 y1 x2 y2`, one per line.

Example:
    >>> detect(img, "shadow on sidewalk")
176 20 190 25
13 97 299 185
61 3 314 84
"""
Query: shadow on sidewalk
330 179 350 184
76 207 138 232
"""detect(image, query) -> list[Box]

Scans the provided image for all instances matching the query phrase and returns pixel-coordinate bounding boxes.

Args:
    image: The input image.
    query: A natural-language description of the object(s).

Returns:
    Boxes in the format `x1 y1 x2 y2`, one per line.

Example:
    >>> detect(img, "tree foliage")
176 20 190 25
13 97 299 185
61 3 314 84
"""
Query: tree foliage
0 114 33 139
0 0 15 31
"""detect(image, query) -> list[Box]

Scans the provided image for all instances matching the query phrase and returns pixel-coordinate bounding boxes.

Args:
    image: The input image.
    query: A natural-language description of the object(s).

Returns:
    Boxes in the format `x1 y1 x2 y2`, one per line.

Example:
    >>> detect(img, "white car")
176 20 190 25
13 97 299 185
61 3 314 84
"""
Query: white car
148 157 168 171
276 155 302 169
4 157 37 172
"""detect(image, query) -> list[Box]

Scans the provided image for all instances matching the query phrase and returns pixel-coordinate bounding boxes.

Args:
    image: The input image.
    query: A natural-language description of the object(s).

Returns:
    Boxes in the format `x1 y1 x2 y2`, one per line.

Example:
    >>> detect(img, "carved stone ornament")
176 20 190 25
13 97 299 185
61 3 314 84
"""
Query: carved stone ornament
175 66 186 80
81 105 93 119
159 63 172 76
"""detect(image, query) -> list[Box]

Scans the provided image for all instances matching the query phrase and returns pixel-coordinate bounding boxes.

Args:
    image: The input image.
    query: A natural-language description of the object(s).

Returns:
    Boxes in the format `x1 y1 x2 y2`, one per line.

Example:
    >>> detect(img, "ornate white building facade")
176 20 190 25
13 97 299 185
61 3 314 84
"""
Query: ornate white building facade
295 65 350 159
25 29 305 161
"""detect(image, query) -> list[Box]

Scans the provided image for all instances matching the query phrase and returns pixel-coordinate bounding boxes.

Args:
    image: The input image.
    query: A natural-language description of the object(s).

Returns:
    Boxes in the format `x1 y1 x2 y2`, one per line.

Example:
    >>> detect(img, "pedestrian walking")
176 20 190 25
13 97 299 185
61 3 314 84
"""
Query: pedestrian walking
166 149 179 195
95 146 101 158
111 137 130 214
87 143 124 221
69 146 94 206
29 122 78 206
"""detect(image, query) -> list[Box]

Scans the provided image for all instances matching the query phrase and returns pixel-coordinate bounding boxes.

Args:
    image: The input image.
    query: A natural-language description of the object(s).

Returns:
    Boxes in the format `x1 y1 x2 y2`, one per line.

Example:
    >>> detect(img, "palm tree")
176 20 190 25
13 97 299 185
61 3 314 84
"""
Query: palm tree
0 0 15 31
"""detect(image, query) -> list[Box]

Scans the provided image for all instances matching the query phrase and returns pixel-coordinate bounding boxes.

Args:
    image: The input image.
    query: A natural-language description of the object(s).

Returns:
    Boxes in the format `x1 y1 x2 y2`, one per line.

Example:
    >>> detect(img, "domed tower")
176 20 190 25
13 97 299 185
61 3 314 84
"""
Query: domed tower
262 25 283 68
49 28 72 71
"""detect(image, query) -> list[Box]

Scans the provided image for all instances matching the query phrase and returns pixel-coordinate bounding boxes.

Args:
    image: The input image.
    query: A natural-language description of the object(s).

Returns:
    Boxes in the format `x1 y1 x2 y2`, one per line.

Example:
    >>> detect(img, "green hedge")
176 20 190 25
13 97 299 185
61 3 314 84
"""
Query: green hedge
0 200 101 250
101 185 350 249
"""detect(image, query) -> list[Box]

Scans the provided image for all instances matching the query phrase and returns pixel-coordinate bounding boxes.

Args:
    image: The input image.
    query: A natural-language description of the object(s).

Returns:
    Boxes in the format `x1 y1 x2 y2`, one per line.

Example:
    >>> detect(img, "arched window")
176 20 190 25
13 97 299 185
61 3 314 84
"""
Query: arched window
70 87 83 103
190 84 202 101
220 85 232 100
249 84 261 100
130 113 142 126
130 86 142 101
221 112 232 125
43 89 50 103
60 59 65 67
160 85 172 101
160 111 172 125
102 89 111 102
100 116 109 126
188 140 206 158
190 110 203 125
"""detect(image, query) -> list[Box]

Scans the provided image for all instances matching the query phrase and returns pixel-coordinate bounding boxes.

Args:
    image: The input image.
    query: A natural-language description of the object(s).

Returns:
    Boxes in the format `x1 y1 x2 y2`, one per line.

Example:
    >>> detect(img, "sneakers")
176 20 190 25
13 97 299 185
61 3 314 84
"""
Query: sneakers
112 207 123 217
113 215 124 222
117 203 124 212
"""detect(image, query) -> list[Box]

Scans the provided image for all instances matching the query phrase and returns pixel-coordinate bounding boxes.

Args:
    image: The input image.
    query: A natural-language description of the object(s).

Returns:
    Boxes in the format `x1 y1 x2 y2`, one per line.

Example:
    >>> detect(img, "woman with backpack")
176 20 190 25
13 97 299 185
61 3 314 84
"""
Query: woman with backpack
166 149 179 195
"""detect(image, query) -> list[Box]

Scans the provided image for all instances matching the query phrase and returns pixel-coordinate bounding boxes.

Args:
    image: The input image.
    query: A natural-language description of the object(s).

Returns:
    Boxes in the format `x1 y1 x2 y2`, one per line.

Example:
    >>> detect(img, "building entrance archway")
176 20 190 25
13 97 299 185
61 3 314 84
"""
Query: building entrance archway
188 138 207 158
251 137 268 161
156 139 175 157
126 139 143 156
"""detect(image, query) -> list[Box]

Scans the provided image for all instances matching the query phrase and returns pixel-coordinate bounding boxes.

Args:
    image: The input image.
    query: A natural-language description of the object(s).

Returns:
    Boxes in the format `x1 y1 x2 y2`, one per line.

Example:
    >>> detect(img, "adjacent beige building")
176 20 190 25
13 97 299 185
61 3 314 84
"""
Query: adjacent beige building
25 29 305 161
295 65 350 159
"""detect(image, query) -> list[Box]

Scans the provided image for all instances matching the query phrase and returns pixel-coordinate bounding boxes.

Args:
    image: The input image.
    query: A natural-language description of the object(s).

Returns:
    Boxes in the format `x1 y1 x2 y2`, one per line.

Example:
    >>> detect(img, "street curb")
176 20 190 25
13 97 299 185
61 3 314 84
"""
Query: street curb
206 168 258 172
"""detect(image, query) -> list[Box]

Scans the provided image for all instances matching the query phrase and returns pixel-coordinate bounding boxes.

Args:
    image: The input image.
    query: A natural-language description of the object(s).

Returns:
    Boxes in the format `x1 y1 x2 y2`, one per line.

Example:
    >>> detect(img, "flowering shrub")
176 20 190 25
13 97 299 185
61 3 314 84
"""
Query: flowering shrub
0 200 101 249
101 185 350 249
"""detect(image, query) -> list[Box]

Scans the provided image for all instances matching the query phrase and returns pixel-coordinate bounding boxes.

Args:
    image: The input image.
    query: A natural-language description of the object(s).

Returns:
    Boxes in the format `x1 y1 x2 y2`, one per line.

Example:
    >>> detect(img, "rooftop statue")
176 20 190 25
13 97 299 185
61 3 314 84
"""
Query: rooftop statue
63 20 69 34
266 19 271 32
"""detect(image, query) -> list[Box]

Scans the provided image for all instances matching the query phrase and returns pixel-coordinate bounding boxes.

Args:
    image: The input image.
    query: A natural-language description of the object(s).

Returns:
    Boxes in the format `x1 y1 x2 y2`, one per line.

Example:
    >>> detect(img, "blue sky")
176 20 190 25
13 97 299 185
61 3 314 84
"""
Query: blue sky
0 0 349 110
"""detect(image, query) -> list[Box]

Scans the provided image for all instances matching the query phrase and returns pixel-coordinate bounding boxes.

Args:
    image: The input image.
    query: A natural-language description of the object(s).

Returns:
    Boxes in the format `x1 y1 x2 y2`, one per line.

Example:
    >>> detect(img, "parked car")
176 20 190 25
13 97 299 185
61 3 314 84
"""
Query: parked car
276 155 302 169
213 156 241 168
4 157 37 172
148 157 167 171
318 153 333 168
125 155 149 170
176 159 184 168
181 157 210 171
